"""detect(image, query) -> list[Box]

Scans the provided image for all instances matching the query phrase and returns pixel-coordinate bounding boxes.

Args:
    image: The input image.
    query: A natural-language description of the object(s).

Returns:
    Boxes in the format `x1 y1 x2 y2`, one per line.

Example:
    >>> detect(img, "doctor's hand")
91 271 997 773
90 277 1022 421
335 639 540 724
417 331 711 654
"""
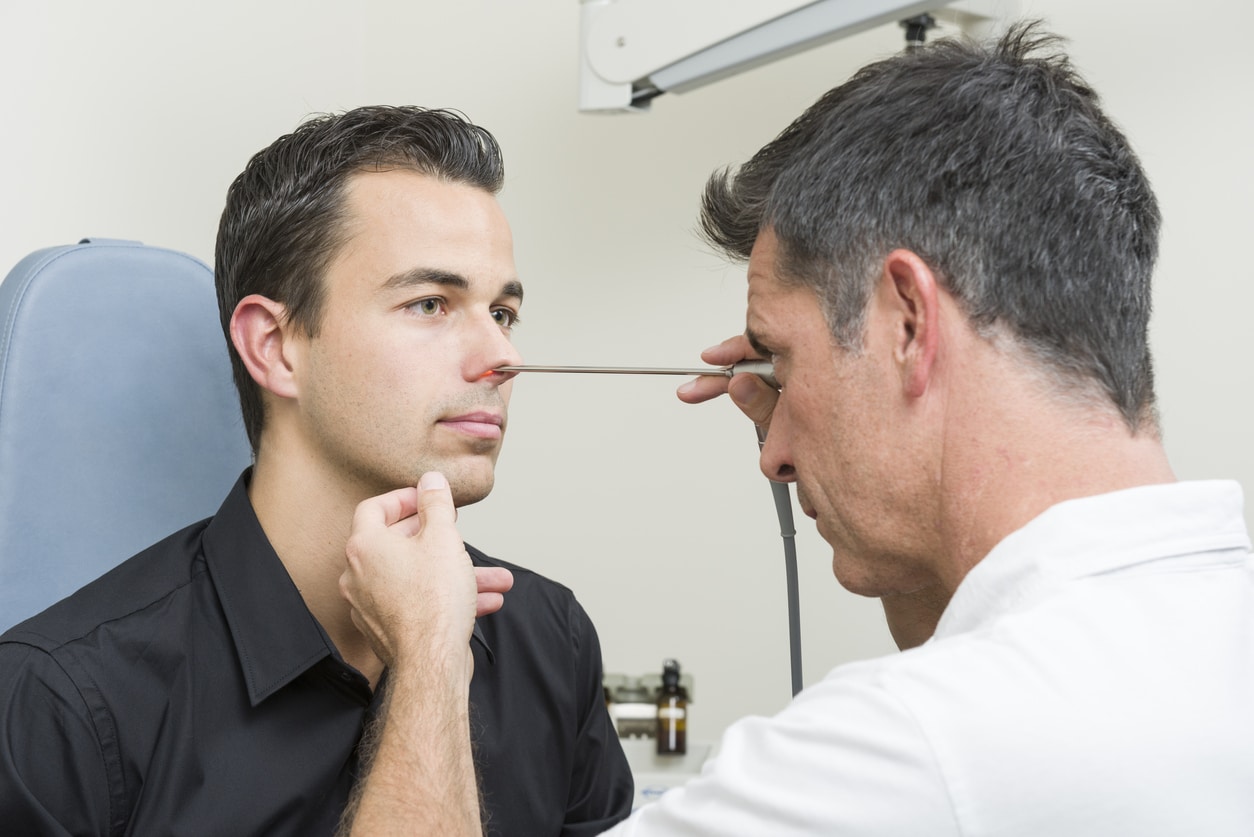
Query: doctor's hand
677 335 779 429
339 471 514 668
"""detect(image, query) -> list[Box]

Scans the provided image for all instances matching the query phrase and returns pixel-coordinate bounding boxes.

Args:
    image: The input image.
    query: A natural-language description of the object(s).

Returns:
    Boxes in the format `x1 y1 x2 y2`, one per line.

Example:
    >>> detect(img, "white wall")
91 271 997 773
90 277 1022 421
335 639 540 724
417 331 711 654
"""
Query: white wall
2 1 1250 743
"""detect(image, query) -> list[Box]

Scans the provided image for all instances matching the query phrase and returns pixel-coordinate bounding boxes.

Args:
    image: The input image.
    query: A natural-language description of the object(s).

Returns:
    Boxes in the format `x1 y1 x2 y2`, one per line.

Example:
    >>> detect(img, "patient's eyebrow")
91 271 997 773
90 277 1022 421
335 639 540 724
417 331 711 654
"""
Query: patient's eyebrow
379 269 523 303
380 267 469 293
499 280 524 303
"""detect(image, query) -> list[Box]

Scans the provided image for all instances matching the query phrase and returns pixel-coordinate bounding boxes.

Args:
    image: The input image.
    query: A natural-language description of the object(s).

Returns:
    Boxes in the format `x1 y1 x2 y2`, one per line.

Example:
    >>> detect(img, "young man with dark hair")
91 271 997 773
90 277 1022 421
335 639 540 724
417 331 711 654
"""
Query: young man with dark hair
0 105 632 837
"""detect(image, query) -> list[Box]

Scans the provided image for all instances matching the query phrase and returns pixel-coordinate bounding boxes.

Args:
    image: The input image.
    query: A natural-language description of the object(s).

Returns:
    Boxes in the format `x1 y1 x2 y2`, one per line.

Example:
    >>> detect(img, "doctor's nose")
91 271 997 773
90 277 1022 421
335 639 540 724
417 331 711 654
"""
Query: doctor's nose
758 407 797 484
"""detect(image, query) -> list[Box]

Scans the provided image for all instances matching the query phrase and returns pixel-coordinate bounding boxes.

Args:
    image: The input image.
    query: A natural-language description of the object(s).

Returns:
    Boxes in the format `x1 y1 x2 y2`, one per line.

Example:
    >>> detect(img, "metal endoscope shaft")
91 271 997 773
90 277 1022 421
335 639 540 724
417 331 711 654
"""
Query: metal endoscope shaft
497 361 777 389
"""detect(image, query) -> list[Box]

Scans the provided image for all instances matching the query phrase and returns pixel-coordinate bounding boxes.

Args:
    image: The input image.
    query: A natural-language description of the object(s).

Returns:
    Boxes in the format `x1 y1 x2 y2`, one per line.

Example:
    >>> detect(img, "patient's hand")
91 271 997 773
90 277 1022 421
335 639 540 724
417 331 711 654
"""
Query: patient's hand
339 472 513 668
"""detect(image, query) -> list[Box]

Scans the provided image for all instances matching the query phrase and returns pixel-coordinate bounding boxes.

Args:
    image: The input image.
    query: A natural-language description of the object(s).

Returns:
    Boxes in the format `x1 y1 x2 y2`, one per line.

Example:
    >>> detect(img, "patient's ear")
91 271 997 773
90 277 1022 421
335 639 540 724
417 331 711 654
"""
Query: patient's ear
229 294 300 399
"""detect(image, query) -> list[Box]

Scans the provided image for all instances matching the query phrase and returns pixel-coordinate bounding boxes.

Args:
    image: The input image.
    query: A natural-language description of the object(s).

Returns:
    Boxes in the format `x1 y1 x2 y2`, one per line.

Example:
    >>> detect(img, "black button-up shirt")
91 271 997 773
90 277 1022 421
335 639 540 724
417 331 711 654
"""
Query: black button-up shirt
0 473 632 836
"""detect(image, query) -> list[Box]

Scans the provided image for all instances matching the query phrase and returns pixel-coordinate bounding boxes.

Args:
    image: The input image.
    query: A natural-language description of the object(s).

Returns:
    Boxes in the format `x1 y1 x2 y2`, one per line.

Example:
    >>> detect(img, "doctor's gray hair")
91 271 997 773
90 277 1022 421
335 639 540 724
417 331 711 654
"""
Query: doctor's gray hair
700 22 1161 432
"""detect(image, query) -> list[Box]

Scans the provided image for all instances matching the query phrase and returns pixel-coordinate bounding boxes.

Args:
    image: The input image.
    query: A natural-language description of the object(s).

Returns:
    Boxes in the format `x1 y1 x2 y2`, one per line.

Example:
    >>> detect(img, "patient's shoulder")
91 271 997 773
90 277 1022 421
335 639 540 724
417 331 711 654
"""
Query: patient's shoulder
0 519 212 652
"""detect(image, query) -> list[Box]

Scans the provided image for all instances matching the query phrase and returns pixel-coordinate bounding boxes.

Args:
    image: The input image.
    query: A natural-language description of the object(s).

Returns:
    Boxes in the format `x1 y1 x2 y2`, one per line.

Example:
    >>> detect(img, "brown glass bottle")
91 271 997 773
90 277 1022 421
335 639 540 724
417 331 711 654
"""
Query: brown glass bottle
656 659 688 755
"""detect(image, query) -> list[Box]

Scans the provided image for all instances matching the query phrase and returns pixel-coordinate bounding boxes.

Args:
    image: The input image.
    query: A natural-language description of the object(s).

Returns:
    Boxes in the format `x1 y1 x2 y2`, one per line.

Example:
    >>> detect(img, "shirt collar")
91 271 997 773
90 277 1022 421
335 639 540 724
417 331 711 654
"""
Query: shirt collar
934 480 1251 640
202 471 493 707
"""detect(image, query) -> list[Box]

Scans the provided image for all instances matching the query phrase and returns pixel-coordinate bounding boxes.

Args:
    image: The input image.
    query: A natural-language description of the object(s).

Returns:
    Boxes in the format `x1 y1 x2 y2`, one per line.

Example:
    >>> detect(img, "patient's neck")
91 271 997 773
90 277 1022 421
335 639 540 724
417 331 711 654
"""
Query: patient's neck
247 443 386 688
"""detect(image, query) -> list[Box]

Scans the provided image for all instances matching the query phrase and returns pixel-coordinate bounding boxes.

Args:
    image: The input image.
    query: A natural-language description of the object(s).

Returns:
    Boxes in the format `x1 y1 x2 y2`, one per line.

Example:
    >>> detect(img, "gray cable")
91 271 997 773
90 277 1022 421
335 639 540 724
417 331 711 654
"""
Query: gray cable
757 426 803 697
770 480 803 697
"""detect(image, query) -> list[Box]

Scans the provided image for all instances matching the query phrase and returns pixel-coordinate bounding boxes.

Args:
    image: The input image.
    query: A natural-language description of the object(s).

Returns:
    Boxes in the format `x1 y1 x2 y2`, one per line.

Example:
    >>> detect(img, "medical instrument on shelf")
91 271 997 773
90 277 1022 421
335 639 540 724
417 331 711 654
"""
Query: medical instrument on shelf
499 359 804 697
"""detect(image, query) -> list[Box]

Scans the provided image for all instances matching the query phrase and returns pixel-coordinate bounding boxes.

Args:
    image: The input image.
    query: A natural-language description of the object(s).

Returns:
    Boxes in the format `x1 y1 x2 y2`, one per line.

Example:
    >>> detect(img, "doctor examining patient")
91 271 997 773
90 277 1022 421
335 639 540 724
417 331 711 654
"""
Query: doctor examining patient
2 19 1251 837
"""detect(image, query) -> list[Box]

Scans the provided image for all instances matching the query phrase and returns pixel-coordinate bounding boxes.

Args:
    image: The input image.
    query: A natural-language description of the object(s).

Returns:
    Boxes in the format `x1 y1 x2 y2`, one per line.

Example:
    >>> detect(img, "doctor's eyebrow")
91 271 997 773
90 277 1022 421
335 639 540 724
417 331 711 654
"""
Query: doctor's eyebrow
745 328 773 358
380 267 523 302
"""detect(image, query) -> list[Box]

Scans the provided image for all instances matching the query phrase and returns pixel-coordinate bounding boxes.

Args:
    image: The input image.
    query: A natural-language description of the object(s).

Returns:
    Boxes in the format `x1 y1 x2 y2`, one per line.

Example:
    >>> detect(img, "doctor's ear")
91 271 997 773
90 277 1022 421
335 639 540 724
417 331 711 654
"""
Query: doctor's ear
229 294 300 399
882 249 940 399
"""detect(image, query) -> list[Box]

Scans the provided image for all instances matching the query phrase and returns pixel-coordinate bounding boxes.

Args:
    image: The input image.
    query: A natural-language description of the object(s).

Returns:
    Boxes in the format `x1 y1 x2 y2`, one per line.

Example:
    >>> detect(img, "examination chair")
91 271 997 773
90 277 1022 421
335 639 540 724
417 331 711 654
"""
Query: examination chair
0 238 251 630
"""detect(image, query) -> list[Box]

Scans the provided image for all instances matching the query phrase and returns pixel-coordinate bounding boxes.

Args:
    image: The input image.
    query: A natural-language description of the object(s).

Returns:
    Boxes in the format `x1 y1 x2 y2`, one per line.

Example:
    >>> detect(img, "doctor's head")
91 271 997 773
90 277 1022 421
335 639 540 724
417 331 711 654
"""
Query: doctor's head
703 23 1160 431
699 22 1162 595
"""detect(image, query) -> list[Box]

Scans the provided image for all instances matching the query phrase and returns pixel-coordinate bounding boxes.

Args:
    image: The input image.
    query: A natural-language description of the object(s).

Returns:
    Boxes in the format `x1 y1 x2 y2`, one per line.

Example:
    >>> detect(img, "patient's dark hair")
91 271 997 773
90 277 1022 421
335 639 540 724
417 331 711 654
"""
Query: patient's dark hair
701 22 1161 431
214 105 504 452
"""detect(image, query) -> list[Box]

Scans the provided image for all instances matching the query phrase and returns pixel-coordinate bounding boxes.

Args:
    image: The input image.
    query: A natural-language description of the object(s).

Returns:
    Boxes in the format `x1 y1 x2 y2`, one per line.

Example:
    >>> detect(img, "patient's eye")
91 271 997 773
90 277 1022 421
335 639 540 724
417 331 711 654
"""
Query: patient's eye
408 297 446 317
492 307 520 330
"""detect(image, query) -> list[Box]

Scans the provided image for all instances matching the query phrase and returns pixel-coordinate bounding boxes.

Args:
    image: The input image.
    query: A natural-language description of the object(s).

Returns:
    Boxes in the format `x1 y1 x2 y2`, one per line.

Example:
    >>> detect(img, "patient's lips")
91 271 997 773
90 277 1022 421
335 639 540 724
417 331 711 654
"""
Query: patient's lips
439 411 504 440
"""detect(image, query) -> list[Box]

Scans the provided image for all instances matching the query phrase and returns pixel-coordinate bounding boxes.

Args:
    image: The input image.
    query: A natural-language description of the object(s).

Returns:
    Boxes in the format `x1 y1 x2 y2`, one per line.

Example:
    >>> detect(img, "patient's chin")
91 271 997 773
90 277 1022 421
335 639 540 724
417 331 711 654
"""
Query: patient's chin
450 476 493 509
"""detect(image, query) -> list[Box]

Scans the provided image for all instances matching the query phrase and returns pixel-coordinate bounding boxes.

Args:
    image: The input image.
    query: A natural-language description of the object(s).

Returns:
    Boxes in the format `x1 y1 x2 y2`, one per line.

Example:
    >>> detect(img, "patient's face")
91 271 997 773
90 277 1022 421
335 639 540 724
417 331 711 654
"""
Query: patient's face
292 169 523 506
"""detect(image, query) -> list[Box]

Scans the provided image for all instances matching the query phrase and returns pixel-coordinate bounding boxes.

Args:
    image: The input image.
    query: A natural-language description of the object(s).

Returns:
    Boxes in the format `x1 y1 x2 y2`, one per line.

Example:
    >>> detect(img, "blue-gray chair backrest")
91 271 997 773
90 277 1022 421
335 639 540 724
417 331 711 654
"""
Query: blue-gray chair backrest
0 238 252 630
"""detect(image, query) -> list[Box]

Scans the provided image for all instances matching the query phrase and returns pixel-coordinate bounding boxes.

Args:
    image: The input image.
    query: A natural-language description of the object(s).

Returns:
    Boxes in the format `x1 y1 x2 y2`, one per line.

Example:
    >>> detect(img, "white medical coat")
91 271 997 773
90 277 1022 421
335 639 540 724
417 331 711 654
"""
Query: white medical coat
608 480 1254 835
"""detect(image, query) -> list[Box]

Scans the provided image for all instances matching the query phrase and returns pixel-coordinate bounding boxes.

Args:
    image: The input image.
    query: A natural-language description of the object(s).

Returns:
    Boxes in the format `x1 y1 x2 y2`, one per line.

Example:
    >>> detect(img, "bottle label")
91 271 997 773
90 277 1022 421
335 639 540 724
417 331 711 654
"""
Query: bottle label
657 707 687 720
